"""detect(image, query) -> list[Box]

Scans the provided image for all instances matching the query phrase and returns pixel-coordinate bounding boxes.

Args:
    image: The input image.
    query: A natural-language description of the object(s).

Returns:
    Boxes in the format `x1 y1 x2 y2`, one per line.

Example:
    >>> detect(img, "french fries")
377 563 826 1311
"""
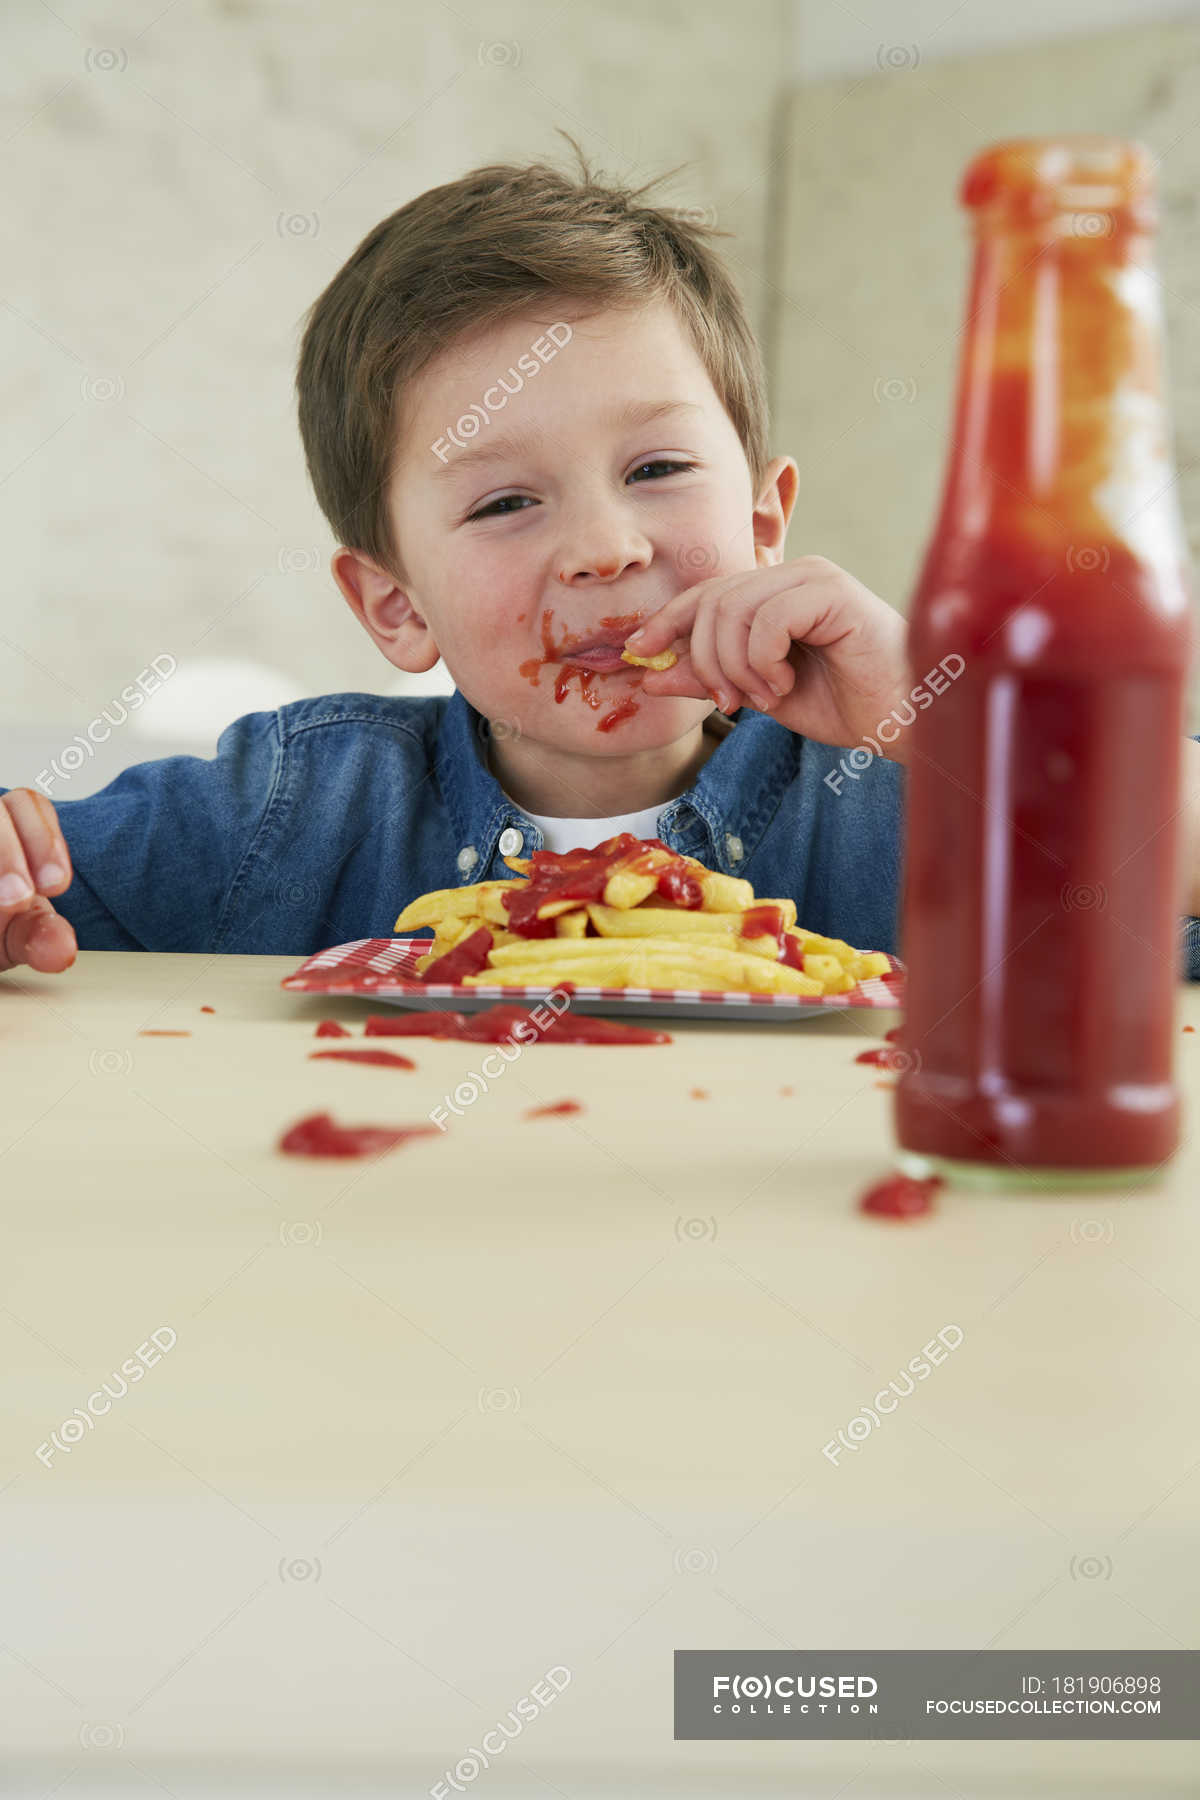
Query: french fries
620 646 678 670
394 835 890 996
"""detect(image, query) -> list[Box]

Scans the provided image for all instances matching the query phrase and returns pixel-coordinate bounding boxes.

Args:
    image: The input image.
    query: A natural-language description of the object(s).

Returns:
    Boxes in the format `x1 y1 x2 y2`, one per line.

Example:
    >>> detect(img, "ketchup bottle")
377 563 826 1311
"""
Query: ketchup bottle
895 138 1194 1189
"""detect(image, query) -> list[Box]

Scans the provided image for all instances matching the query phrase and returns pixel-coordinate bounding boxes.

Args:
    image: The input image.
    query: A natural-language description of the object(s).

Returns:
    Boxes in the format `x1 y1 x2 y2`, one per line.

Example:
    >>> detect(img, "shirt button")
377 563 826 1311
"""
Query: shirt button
457 846 479 874
725 834 744 863
498 826 524 856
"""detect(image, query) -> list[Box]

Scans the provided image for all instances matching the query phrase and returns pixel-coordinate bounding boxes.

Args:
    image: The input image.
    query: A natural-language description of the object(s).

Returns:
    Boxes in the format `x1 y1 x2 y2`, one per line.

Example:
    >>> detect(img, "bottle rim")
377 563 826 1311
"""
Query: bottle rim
961 135 1158 230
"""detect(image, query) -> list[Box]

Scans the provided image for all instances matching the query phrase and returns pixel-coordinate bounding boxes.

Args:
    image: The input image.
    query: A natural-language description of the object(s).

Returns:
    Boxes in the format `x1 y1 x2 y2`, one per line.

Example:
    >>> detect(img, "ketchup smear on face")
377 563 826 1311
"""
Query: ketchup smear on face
859 1173 944 1219
278 1112 440 1158
309 1048 417 1070
518 609 642 734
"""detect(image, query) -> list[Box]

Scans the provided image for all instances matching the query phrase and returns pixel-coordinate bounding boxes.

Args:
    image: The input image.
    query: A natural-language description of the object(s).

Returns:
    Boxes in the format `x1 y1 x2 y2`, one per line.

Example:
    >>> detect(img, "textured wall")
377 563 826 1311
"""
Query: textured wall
774 16 1200 723
1 0 785 759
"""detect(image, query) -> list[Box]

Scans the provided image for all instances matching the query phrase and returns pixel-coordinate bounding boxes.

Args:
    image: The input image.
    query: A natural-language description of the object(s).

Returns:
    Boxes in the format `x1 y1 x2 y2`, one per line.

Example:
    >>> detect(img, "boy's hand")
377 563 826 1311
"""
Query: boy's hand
626 555 910 756
0 789 77 974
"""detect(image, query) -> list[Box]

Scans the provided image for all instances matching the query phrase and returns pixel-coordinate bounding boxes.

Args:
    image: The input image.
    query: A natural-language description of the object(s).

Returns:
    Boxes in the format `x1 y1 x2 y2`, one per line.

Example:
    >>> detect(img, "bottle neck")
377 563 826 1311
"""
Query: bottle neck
929 221 1186 580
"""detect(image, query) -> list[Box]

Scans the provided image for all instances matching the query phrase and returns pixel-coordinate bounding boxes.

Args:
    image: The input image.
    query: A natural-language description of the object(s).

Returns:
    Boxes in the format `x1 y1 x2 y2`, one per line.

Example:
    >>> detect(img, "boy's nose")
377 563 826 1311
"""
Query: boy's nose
556 559 628 583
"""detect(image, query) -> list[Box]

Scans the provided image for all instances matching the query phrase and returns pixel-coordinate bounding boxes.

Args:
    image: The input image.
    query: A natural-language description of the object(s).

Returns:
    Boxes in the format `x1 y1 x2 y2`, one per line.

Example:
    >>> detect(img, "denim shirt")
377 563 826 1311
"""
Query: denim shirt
12 688 902 958
10 687 1200 977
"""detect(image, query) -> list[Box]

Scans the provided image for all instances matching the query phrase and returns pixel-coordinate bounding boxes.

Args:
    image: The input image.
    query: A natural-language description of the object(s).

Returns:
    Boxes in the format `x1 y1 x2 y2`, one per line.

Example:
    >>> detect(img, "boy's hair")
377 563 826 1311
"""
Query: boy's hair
295 131 769 581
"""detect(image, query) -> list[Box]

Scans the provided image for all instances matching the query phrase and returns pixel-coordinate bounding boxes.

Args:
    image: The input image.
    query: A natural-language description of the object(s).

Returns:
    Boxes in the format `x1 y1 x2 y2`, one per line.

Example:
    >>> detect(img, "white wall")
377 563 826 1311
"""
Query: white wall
774 13 1200 723
1 0 786 787
789 0 1199 80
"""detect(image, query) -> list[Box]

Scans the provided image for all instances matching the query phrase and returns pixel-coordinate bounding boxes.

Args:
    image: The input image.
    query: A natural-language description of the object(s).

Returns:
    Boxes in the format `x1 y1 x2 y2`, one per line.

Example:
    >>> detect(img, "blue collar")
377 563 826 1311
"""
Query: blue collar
435 688 802 883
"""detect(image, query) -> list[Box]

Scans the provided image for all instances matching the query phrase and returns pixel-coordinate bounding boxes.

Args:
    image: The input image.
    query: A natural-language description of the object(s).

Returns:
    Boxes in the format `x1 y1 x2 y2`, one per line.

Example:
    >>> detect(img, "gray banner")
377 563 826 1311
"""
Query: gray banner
674 1651 1200 1739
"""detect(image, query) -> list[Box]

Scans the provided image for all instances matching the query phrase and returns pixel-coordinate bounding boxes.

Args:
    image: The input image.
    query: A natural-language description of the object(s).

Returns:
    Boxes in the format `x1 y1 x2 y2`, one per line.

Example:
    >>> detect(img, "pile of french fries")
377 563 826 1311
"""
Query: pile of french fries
394 840 890 996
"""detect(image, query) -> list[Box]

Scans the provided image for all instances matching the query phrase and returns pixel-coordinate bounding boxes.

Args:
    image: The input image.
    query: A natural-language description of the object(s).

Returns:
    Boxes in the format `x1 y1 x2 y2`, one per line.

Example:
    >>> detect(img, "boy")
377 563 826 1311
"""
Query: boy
2 139 1198 976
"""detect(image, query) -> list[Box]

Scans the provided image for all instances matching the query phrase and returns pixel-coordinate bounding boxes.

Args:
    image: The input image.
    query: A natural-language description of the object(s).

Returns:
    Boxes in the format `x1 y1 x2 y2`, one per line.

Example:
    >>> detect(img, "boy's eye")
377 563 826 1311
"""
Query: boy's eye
465 461 695 522
629 459 695 483
466 493 533 521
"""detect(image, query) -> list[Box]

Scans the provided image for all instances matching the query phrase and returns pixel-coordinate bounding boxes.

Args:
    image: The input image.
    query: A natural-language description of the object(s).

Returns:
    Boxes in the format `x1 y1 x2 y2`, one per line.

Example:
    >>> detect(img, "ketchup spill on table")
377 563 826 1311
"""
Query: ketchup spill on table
314 1019 351 1038
278 1111 439 1158
502 834 703 935
525 1099 584 1118
884 1026 904 1043
779 1085 794 1097
855 1046 909 1070
138 1029 190 1037
1185 1025 1196 1034
518 609 642 733
875 1079 898 1090
368 1001 668 1045
690 1087 710 1100
200 1006 215 1014
309 1048 417 1070
365 1011 467 1037
859 1173 944 1220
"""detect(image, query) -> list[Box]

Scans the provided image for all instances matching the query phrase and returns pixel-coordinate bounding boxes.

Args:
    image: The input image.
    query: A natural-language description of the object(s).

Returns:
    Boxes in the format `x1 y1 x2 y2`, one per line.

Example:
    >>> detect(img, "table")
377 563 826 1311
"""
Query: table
2 953 1198 1798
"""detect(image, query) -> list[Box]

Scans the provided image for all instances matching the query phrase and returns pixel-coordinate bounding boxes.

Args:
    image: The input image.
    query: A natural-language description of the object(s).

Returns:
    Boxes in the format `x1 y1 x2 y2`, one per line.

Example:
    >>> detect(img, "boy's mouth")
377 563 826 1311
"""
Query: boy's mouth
559 645 633 673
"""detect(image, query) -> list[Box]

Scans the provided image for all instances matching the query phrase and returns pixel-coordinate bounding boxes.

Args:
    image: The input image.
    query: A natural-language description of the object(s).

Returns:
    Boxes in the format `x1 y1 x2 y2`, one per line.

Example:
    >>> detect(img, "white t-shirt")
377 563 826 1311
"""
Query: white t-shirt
521 802 667 855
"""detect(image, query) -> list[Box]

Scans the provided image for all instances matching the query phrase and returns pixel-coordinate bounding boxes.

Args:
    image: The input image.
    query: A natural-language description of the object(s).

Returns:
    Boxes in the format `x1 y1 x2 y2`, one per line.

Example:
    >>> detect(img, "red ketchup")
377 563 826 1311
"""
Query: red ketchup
896 139 1193 1186
417 926 494 982
309 1048 416 1070
860 1173 943 1220
365 1001 669 1046
501 834 704 936
278 1112 439 1157
365 1011 468 1037
314 1019 351 1038
525 1099 584 1118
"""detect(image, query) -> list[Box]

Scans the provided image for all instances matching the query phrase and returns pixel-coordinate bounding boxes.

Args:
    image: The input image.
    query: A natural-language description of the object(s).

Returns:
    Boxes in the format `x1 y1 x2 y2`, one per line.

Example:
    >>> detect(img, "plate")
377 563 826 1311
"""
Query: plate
282 937 905 1023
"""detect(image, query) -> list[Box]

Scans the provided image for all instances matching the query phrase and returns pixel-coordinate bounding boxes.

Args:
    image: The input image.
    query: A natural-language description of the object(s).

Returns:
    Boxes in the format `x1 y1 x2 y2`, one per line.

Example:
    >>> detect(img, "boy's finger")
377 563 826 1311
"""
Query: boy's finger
0 802 37 912
639 652 744 713
629 561 830 653
2 788 73 894
715 605 785 707
623 587 703 654
0 896 77 974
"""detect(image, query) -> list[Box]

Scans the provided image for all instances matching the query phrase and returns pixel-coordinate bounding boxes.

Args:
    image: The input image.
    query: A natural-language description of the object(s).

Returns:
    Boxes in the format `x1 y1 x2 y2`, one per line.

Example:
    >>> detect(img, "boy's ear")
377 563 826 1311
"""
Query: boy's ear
752 456 800 565
329 547 443 673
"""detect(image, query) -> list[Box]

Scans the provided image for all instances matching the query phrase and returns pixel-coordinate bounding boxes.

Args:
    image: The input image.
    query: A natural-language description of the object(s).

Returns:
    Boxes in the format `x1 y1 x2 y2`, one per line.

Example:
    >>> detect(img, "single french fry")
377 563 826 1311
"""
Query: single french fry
697 872 756 912
394 880 519 933
585 903 784 962
620 646 678 670
588 902 742 938
555 909 589 938
851 950 892 979
603 869 659 909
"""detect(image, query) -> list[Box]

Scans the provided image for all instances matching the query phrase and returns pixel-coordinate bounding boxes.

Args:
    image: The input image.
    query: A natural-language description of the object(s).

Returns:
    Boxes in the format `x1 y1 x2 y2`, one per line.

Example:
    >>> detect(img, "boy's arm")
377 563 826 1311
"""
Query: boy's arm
1 708 284 972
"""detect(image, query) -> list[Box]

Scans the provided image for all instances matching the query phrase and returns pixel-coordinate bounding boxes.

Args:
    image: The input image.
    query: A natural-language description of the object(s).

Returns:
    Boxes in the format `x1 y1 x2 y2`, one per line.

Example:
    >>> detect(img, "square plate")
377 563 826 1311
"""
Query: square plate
282 937 906 1023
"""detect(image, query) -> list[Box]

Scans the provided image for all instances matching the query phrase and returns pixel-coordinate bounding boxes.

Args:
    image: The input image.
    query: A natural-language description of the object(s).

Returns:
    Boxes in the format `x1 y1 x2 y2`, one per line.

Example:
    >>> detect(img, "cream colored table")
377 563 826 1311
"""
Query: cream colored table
2 953 1198 1799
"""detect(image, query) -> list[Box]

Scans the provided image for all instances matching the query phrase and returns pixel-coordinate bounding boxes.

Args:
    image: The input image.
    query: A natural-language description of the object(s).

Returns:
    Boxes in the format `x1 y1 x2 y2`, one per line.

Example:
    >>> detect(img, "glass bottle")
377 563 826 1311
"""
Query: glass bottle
894 137 1194 1189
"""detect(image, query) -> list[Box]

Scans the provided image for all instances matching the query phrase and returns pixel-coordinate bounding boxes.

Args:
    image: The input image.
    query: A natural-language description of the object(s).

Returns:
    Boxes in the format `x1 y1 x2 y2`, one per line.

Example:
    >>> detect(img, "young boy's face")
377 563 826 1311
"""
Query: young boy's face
334 297 794 812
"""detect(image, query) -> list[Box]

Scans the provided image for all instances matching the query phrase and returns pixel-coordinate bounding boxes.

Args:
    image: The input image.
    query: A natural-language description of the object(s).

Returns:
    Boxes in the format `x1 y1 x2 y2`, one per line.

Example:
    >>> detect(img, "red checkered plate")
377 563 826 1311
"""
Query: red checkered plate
282 937 905 1023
